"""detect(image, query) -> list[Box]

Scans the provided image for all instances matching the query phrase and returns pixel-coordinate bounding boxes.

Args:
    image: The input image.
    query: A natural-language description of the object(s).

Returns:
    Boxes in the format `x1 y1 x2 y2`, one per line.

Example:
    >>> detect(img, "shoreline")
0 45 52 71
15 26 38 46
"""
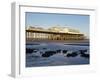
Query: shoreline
26 39 89 44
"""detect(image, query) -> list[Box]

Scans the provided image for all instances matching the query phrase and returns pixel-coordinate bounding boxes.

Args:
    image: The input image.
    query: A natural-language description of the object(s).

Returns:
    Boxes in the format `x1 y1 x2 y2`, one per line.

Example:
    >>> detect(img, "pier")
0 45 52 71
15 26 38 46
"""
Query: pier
26 29 85 41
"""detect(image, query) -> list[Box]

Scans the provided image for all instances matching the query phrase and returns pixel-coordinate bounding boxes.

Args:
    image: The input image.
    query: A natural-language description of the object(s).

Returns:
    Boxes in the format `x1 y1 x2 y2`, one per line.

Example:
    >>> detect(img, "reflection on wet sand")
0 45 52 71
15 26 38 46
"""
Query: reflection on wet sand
26 42 89 67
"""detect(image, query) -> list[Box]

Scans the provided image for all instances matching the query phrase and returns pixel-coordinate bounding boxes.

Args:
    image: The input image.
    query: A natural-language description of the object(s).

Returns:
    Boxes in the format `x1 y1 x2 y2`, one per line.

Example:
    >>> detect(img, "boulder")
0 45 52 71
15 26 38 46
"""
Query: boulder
62 50 68 54
56 49 61 53
66 51 78 57
81 54 89 59
42 51 56 57
26 48 33 53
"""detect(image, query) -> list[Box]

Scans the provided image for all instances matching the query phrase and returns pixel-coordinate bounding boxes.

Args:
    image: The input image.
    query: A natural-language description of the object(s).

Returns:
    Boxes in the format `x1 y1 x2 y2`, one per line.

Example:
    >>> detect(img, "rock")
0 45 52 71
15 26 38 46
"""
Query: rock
62 50 68 54
66 51 78 57
66 54 72 57
26 48 33 53
56 49 61 53
72 52 78 57
42 51 56 57
81 54 89 59
79 49 88 54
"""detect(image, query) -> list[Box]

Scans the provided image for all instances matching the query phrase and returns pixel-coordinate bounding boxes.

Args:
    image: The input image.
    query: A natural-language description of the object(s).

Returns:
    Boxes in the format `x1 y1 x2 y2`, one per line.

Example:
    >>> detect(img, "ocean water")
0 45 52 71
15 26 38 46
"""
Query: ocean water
26 42 89 67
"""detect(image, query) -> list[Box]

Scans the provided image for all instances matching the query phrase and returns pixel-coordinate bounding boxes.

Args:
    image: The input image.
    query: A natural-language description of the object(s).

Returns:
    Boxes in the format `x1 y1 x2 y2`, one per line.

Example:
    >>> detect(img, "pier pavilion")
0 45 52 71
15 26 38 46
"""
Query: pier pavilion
26 26 85 41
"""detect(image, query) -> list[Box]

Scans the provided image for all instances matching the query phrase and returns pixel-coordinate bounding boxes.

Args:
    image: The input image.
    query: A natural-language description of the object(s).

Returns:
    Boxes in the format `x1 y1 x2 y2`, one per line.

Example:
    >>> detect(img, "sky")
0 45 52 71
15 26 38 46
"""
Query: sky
25 12 89 38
